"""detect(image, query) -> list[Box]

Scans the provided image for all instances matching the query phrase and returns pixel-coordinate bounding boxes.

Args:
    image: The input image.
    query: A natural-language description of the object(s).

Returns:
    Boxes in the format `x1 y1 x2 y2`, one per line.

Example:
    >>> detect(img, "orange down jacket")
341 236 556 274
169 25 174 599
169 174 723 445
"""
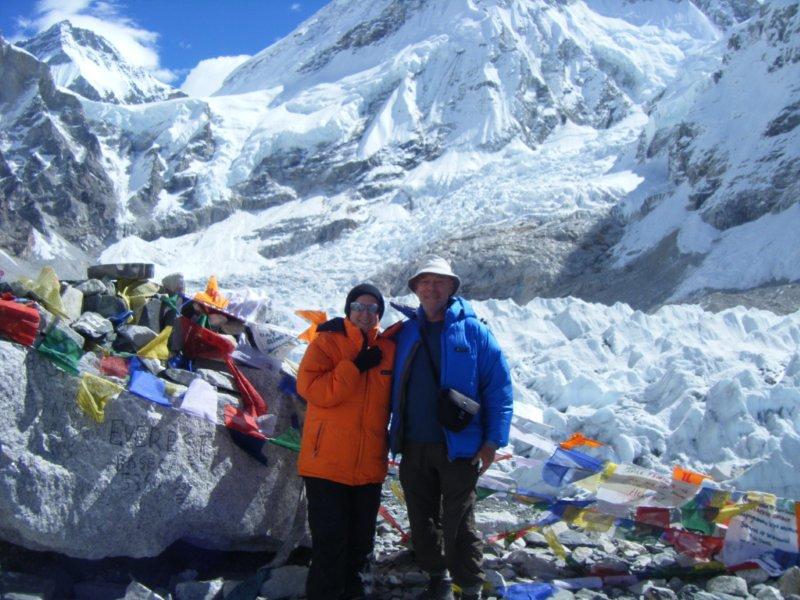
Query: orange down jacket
296 317 397 486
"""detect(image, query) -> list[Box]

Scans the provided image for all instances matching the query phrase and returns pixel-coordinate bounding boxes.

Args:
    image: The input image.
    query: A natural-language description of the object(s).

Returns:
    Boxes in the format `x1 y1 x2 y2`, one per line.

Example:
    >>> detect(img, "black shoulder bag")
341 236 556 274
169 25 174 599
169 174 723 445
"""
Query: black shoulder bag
418 322 478 432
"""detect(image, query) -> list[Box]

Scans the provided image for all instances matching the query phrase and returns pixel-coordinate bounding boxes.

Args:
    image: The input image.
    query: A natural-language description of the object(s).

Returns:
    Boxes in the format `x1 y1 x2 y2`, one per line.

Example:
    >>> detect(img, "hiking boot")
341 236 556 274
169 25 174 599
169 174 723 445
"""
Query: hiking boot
416 574 455 600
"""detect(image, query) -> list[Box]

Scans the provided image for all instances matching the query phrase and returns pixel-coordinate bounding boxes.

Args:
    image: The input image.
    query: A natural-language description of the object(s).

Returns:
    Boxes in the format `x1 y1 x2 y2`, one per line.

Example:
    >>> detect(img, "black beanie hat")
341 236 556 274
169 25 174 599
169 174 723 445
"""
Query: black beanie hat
345 283 385 318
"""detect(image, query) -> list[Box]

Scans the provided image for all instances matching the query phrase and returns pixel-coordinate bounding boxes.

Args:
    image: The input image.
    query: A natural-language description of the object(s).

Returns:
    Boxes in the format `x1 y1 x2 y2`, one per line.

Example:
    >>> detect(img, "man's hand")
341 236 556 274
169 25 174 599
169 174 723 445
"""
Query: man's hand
471 443 496 476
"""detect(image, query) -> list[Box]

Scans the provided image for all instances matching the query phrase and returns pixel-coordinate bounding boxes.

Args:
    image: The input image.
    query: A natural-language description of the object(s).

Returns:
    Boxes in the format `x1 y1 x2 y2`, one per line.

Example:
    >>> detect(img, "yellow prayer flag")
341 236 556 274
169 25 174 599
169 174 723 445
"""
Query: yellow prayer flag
714 502 759 524
76 372 124 423
18 266 69 318
745 491 777 507
543 526 568 559
390 480 406 505
572 509 616 533
137 326 173 361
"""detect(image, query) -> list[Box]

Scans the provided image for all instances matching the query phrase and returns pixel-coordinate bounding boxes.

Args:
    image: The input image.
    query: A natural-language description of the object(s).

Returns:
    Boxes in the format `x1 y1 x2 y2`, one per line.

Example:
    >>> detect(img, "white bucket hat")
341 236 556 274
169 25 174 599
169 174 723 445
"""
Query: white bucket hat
408 254 461 293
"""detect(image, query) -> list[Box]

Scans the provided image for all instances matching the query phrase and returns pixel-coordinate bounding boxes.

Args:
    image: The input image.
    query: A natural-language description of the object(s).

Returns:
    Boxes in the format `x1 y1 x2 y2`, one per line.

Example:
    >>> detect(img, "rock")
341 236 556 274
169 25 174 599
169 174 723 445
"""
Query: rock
739 567 772 586
259 565 307 599
197 368 238 393
0 340 306 559
571 546 595 566
124 581 167 599
644 586 678 600
706 575 749 597
174 578 224 600
162 368 200 387
781 567 800 597
87 264 155 280
403 571 428 585
75 279 110 297
71 312 114 342
60 285 84 321
162 274 185 295
73 581 130 599
575 589 609 599
506 548 571 579
752 584 784 600
82 293 129 320
524 531 548 547
0 572 56 600
137 298 163 332
484 569 506 593
557 529 599 548
113 325 158 353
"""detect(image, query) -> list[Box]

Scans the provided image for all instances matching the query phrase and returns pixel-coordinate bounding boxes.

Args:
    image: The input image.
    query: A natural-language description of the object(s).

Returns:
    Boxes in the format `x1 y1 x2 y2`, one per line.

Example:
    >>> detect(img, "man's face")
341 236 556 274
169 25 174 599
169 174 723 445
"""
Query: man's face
414 273 455 319
348 294 380 333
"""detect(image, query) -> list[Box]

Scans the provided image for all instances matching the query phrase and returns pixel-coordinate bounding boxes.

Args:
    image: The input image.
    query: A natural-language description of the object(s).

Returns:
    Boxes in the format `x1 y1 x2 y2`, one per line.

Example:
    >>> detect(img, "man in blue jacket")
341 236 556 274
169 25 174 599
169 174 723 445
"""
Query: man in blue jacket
389 255 513 600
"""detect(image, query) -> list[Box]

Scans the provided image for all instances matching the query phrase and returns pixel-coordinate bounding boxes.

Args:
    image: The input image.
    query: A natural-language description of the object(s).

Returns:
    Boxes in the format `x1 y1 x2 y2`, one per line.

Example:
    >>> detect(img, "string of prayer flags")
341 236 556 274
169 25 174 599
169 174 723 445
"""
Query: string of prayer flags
128 358 171 407
542 447 604 488
100 355 129 379
662 527 725 560
18 267 68 318
497 582 555 600
268 427 302 452
76 372 124 423
36 321 83 375
193 275 229 309
295 310 328 343
177 378 218 424
721 500 800 570
378 505 410 543
542 525 568 559
0 298 40 346
560 433 604 451
137 325 172 361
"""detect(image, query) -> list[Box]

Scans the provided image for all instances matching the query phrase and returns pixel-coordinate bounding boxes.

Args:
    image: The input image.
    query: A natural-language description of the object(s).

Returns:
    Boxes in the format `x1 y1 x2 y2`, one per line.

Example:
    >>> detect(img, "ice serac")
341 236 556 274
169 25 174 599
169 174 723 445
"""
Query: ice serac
0 341 306 559
612 1 800 307
18 21 184 105
0 38 117 257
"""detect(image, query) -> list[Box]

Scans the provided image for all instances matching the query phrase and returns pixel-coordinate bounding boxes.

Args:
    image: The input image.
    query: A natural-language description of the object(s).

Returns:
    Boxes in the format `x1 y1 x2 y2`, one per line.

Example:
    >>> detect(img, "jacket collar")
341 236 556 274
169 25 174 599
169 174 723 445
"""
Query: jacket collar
343 315 378 347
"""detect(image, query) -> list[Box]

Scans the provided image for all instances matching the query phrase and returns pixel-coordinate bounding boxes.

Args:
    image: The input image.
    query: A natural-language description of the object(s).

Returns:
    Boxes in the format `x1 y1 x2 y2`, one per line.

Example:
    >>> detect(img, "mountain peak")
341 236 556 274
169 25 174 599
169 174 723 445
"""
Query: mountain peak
17 19 184 105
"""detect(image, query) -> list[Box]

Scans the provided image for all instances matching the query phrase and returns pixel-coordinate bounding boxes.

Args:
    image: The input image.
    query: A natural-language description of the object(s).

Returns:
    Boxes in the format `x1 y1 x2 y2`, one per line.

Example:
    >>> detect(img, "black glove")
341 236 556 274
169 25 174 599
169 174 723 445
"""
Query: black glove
353 346 382 372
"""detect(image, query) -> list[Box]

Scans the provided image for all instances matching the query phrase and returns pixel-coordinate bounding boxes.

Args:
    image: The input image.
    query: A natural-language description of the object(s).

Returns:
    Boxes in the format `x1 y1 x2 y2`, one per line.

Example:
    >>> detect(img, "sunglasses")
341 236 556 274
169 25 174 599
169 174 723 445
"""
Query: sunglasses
350 301 379 314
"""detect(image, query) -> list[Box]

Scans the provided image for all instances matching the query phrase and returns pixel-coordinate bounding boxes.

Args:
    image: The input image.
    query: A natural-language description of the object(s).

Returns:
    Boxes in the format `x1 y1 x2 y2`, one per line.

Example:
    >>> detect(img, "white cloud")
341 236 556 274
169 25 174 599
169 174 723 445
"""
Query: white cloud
16 0 176 82
180 55 251 97
290 3 302 11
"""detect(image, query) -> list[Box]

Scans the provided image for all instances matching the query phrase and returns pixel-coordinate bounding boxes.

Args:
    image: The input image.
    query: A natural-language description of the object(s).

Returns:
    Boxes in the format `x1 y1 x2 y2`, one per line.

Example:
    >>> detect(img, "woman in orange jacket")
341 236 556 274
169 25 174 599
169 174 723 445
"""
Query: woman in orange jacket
296 283 396 600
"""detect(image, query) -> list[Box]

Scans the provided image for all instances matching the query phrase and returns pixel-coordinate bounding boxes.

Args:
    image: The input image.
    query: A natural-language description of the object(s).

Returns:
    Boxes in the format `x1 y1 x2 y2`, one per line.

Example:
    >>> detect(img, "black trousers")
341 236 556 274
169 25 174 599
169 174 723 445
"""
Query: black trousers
304 477 382 600
399 442 483 588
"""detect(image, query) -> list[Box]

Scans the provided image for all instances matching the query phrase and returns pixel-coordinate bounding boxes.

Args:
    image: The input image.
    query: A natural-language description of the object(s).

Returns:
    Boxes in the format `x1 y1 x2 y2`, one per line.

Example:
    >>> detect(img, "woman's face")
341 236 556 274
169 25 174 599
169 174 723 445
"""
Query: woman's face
348 294 380 333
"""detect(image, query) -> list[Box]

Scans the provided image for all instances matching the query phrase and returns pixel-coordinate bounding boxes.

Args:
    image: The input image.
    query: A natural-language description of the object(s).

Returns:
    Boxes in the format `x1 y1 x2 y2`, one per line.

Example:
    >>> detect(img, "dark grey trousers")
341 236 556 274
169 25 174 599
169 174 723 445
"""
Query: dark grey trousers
399 442 483 588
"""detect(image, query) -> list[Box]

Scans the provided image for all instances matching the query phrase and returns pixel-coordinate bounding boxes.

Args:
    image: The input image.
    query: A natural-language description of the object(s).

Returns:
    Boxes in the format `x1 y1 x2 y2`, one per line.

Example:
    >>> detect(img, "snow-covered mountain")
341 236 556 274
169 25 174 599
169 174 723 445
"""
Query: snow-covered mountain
3 0 798 313
0 38 115 266
18 21 184 105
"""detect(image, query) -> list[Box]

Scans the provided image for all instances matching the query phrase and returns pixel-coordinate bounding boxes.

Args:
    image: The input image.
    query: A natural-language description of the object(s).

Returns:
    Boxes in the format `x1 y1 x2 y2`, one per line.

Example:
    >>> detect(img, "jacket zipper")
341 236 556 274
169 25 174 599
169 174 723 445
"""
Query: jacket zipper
396 340 420 452
313 422 325 457
355 332 369 477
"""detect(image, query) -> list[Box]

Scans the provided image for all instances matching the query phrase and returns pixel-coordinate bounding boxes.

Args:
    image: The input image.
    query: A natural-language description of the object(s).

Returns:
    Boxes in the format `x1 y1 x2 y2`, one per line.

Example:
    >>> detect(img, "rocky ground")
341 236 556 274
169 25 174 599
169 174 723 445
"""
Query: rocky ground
3 482 800 599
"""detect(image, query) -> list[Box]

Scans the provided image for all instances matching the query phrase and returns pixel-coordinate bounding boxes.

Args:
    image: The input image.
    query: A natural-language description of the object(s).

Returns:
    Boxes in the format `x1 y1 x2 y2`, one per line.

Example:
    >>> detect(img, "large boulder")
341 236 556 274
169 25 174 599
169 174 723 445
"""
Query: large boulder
0 340 307 559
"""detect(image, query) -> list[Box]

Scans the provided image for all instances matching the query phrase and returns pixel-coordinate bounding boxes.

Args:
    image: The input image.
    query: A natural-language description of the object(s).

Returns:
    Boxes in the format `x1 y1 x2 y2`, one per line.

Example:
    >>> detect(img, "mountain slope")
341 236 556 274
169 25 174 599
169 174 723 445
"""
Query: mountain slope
0 39 117 258
609 1 800 305
18 21 184 105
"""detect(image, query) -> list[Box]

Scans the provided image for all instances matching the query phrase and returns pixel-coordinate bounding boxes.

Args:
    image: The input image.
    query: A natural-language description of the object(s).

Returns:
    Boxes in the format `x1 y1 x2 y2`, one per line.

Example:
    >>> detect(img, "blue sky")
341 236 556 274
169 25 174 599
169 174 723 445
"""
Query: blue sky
0 0 332 94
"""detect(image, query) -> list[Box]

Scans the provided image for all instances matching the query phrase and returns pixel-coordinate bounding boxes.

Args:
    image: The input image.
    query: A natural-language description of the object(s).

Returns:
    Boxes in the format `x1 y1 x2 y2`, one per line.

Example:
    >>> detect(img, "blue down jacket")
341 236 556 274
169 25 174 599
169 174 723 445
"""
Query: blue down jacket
389 296 513 460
